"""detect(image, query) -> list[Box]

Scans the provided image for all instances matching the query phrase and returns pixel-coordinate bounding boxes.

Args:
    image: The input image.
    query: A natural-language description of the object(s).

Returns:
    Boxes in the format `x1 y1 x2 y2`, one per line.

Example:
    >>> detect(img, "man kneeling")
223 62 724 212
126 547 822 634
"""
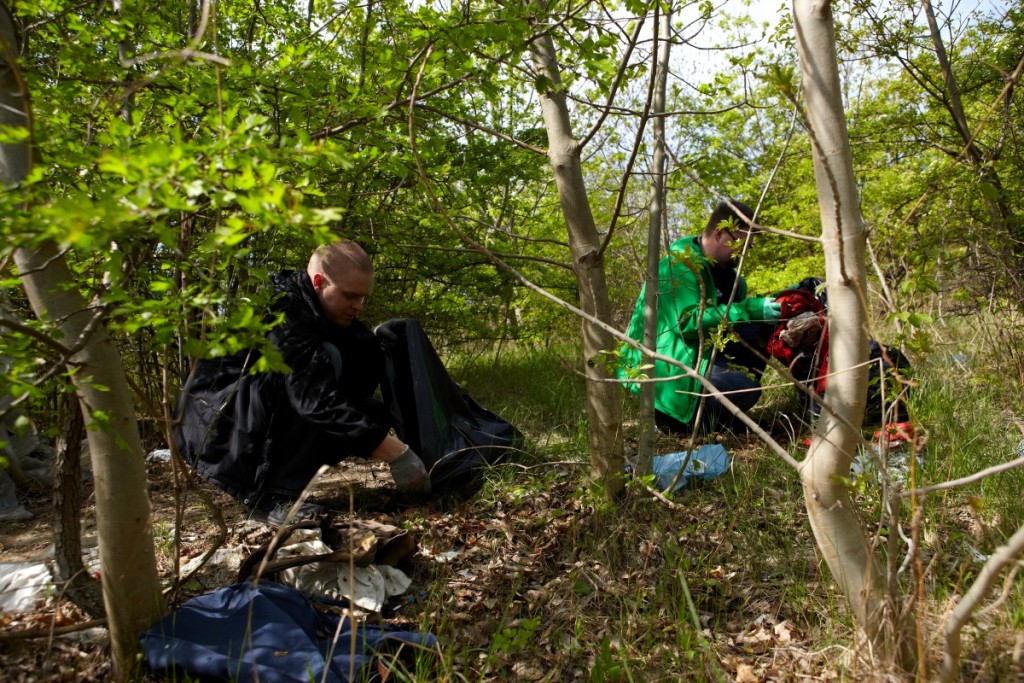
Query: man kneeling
173 240 429 526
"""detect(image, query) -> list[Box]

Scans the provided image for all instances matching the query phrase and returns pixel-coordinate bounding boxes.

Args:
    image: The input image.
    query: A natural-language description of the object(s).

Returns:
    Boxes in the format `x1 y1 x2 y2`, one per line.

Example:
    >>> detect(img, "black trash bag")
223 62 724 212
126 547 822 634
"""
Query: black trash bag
375 319 523 499
865 340 911 424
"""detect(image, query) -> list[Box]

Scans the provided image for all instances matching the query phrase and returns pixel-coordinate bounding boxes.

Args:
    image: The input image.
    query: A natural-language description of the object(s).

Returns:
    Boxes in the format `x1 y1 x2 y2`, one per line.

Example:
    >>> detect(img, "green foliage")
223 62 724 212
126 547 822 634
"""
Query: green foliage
2 0 582 423
415 338 1024 679
5 1 1024 676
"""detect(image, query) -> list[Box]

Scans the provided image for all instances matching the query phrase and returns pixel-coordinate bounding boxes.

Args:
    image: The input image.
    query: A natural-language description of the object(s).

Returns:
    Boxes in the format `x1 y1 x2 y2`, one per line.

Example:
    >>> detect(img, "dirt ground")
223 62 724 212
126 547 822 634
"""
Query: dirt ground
0 455 415 681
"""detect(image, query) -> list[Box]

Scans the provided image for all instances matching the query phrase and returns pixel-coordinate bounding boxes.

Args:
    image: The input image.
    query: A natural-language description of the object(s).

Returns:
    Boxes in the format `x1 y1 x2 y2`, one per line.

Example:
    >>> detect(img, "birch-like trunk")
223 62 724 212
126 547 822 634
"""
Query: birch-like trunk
0 6 164 679
637 4 672 476
13 245 165 678
792 0 903 661
527 6 624 497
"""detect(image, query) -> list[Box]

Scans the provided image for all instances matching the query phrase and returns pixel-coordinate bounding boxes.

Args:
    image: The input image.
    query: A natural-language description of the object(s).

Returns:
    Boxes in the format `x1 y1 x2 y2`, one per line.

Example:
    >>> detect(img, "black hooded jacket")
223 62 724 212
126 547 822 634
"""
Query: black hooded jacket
173 270 390 503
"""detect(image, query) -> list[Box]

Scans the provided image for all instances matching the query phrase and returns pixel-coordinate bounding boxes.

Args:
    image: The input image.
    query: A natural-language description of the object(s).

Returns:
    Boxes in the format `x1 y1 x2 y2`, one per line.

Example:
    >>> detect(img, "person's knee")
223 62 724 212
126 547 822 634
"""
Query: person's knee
709 366 761 412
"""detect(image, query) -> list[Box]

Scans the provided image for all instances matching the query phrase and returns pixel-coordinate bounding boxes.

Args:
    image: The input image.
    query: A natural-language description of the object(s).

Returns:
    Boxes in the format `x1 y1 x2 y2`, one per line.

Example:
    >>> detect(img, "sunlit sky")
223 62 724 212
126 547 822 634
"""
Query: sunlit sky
673 0 1012 82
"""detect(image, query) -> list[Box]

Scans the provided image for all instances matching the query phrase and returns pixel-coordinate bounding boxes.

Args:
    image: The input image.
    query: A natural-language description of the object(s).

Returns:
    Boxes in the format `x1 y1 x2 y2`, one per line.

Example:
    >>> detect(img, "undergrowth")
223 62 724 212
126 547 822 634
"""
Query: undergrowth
412 333 1024 681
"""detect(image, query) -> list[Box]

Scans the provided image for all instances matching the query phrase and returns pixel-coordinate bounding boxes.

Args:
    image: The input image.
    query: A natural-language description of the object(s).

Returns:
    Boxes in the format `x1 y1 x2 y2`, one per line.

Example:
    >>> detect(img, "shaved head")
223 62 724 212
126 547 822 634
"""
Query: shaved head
308 240 373 281
307 240 374 327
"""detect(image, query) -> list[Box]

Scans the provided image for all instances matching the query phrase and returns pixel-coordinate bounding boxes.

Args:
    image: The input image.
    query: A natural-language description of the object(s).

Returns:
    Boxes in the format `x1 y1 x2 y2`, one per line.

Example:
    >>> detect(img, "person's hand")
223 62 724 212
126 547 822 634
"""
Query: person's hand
762 297 782 322
388 446 432 496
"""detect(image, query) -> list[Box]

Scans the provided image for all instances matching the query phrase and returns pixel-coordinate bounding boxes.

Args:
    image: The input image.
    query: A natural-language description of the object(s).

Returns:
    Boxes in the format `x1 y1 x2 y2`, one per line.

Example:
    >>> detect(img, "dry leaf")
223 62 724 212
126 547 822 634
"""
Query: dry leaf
736 662 759 682
512 662 545 680
774 619 793 644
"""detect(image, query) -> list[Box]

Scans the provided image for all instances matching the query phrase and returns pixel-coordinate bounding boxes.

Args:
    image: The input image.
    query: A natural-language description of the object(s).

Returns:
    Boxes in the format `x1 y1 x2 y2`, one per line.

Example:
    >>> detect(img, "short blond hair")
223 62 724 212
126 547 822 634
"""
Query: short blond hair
308 240 373 280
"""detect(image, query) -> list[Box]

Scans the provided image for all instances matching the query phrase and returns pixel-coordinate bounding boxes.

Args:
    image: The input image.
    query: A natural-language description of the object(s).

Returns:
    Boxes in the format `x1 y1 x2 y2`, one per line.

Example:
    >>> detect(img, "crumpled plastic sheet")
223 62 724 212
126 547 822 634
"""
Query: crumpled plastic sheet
851 445 922 483
0 467 32 521
645 443 731 493
275 529 412 612
0 562 52 613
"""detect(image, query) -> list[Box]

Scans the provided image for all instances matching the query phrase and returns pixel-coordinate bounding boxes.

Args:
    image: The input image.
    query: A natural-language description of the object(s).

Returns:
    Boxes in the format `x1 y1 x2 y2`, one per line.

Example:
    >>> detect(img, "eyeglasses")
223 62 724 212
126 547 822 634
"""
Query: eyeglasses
722 229 748 245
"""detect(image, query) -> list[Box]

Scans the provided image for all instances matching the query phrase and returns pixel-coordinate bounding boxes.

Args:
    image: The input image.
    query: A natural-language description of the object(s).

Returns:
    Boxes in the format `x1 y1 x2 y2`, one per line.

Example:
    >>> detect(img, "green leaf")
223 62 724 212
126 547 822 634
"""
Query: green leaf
978 182 1000 202
907 312 933 327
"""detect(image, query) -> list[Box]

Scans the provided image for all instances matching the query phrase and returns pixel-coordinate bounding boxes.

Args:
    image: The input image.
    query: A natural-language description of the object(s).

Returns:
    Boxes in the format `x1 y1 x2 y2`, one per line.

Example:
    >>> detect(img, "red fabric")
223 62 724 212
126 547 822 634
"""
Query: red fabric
776 289 822 319
767 289 829 395
873 421 916 448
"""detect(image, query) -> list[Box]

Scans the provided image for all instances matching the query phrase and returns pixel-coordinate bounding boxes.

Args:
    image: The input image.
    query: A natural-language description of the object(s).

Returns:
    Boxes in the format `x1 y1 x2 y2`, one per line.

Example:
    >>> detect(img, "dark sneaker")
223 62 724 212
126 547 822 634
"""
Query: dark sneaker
253 500 326 527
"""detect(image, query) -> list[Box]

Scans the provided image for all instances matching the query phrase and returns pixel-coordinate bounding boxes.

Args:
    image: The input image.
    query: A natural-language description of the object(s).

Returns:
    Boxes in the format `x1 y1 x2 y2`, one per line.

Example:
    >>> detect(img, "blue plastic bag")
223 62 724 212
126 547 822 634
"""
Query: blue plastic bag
650 444 730 492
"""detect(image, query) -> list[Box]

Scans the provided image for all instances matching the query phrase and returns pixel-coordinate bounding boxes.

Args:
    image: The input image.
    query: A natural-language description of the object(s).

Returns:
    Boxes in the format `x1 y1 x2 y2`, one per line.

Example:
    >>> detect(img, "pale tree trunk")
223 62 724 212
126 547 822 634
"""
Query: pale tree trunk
637 4 672 476
15 246 166 677
0 6 164 679
527 4 624 498
792 0 910 667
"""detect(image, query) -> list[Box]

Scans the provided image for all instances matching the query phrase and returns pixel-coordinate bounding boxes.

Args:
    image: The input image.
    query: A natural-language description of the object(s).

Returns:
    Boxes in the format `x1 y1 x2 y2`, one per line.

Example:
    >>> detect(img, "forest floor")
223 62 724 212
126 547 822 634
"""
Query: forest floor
1 423 1022 681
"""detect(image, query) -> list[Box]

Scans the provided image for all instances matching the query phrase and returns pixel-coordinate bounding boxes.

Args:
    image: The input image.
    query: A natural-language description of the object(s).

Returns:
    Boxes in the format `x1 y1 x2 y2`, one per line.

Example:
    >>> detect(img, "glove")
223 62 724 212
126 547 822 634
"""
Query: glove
762 297 782 322
388 446 432 496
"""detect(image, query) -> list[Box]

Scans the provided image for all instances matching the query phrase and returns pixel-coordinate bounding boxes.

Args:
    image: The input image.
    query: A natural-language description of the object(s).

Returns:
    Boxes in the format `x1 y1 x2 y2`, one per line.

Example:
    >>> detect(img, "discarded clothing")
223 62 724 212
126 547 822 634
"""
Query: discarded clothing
140 580 435 683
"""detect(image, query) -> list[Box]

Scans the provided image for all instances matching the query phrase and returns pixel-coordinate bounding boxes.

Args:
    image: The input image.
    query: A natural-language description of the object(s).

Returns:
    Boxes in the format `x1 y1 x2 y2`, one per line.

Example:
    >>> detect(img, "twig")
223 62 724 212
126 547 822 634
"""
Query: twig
0 618 107 642
941 522 1024 682
900 455 1024 498
644 482 685 510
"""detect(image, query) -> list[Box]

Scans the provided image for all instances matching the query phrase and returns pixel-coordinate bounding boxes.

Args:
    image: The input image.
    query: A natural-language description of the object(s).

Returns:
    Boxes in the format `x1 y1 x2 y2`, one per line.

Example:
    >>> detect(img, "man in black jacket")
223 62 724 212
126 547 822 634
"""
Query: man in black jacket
174 240 430 525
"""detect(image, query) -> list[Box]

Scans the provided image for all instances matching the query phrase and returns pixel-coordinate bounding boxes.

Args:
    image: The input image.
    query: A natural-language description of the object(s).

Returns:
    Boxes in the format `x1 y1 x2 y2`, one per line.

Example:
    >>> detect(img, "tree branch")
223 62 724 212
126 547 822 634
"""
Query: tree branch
941 521 1024 682
900 453 1024 498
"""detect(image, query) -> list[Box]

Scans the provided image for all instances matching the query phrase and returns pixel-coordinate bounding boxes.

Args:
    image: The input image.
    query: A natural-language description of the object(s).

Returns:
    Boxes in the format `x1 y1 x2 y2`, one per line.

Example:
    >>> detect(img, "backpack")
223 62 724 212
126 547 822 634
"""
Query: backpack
768 282 912 424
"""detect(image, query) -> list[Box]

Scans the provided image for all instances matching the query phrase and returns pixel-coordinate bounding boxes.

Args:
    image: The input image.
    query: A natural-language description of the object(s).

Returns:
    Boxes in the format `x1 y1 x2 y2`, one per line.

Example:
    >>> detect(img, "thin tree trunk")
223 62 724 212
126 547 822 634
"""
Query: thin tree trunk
527 2 623 497
13 248 166 679
0 6 164 678
922 0 1023 272
638 4 672 476
792 0 912 669
52 392 104 618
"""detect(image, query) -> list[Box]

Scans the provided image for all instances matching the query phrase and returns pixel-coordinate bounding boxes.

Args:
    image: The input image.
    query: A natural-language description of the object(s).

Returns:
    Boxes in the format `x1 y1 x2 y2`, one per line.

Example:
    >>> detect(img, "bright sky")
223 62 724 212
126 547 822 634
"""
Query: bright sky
674 0 1012 82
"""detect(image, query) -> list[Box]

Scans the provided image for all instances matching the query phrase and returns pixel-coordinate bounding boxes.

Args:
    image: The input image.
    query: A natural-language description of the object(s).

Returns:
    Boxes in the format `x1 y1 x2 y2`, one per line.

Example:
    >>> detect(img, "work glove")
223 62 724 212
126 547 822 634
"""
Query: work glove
762 297 782 322
388 446 432 496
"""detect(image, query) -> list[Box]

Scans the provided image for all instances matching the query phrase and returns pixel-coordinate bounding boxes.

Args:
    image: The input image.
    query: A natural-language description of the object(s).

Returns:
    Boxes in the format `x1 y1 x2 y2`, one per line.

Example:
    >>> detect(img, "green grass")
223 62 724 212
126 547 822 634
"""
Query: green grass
399 331 1024 681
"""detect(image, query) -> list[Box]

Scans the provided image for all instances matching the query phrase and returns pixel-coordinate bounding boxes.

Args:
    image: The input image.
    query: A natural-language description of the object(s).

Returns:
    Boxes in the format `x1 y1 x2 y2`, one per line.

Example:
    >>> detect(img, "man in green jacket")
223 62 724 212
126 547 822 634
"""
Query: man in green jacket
618 200 782 433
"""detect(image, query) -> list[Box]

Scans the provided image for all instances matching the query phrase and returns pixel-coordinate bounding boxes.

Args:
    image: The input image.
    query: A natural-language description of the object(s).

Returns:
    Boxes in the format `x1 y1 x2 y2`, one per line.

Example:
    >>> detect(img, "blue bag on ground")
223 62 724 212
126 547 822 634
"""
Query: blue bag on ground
140 580 435 683
651 444 730 492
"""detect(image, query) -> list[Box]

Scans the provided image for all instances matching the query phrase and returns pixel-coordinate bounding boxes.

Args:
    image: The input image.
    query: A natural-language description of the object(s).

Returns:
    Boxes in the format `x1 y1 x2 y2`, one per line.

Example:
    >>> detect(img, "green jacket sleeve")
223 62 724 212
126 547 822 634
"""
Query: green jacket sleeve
678 296 768 339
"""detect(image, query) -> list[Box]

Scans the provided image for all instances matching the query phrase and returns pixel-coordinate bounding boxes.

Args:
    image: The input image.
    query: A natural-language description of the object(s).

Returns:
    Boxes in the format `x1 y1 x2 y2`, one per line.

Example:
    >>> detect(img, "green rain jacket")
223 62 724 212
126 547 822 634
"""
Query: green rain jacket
617 235 770 426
